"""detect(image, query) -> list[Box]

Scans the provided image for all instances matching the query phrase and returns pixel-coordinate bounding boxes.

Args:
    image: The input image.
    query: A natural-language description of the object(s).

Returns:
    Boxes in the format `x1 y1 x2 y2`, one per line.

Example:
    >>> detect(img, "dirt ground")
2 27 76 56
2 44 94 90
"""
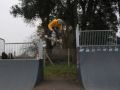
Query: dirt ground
33 77 84 90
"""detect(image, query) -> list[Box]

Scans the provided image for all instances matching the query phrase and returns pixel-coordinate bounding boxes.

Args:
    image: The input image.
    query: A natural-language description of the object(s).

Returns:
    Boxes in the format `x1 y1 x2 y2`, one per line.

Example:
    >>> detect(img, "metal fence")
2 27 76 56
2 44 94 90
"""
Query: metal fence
79 30 117 47
0 38 5 57
5 43 37 59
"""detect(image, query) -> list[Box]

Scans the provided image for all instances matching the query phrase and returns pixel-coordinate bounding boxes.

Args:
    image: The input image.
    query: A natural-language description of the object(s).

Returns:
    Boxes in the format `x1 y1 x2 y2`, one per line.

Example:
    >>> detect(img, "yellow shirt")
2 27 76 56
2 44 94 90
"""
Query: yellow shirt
48 19 62 31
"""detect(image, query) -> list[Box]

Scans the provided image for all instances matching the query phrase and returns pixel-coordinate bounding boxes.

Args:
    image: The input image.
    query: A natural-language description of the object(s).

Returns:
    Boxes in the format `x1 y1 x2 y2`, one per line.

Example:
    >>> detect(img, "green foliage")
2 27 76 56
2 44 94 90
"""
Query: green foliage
10 0 56 21
79 0 119 31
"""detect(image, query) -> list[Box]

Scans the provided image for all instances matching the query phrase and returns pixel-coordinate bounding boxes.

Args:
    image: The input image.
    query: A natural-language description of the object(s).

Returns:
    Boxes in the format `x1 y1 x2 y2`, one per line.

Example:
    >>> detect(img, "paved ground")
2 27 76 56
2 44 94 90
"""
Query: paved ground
33 78 84 90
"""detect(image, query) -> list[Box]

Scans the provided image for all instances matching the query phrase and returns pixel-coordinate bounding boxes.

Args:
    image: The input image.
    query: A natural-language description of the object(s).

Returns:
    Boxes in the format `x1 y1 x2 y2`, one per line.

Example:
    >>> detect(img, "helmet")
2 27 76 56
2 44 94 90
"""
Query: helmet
50 15 55 20
57 19 63 24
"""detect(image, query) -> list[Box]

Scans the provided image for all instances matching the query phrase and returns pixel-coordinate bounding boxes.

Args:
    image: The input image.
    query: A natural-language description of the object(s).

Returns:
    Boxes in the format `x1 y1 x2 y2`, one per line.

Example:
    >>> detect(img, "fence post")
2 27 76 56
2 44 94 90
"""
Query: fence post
76 24 80 47
68 48 70 67
43 47 46 67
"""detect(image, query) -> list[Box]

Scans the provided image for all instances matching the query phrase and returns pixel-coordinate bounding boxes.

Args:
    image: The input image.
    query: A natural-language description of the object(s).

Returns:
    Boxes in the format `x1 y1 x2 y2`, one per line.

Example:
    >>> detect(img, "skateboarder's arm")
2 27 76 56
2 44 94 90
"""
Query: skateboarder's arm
48 19 57 31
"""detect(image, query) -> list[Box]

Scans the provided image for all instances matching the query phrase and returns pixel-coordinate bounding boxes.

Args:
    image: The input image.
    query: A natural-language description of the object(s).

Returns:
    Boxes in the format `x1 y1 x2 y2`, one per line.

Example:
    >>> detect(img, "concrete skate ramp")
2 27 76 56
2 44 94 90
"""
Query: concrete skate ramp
0 59 43 90
78 46 120 90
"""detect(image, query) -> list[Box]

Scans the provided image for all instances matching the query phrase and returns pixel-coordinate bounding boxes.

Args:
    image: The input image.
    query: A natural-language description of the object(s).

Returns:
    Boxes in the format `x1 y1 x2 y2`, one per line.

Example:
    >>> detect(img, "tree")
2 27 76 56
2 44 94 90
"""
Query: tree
10 0 120 49
78 0 119 31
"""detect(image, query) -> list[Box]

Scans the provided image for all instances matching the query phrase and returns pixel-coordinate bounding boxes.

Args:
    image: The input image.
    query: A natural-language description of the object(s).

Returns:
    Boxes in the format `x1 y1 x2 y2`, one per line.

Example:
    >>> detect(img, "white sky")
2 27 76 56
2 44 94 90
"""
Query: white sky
0 0 39 43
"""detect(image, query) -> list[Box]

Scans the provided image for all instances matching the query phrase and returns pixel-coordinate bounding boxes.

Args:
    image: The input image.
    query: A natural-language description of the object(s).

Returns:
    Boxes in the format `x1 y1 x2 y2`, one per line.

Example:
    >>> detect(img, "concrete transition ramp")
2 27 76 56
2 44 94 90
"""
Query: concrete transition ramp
78 46 120 90
0 59 43 90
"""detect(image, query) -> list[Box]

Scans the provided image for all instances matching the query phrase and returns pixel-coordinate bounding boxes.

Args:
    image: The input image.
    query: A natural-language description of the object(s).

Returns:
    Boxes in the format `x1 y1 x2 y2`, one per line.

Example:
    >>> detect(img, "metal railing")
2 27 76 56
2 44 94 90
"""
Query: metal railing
5 43 37 59
0 38 5 57
79 30 117 47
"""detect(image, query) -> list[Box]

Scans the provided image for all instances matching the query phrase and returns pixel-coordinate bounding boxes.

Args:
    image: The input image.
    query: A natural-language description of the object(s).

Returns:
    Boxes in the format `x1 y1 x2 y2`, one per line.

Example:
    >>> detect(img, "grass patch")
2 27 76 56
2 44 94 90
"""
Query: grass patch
44 64 77 80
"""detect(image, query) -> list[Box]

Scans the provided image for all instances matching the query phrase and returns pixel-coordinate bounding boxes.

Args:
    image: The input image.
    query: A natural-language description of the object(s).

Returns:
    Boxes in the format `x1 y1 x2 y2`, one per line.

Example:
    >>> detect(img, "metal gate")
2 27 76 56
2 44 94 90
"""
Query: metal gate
79 30 117 47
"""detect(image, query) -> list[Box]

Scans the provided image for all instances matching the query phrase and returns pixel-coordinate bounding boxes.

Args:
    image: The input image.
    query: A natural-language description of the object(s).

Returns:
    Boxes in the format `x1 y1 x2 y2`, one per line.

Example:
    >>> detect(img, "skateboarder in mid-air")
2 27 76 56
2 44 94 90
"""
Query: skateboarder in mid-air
47 18 64 39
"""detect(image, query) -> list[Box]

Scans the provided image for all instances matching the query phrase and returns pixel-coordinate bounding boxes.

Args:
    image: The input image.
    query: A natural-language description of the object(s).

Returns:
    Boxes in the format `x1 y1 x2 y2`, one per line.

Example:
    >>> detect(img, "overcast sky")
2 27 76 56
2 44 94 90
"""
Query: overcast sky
0 0 39 43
